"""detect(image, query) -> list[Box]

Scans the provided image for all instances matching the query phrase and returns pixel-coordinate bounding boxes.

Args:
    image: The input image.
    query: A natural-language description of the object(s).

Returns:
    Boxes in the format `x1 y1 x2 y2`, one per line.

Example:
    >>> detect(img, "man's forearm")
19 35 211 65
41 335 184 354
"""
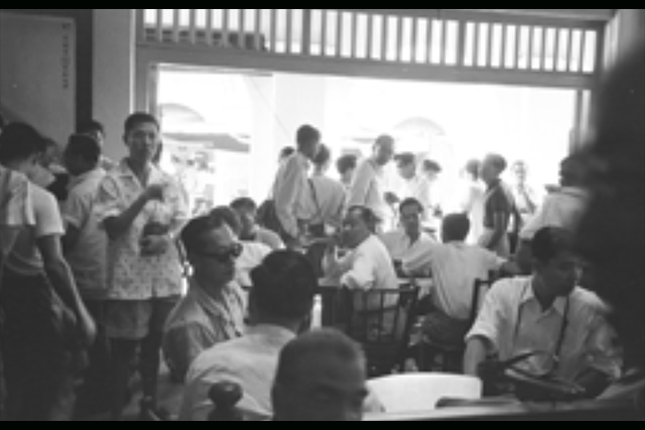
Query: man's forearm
44 258 89 321
484 226 505 250
464 338 489 376
104 194 149 239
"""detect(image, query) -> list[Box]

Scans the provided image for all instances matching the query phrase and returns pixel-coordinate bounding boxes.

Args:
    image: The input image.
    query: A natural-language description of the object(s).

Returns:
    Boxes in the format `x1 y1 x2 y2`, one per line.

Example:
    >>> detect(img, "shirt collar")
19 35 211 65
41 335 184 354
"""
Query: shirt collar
189 277 240 318
117 158 164 183
246 324 296 345
68 168 105 190
521 278 568 315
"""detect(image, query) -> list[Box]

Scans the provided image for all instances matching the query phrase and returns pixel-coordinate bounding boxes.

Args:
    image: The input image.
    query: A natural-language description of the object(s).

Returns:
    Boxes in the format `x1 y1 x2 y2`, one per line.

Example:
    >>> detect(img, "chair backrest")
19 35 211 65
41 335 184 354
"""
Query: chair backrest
367 373 483 414
468 272 500 329
318 285 420 376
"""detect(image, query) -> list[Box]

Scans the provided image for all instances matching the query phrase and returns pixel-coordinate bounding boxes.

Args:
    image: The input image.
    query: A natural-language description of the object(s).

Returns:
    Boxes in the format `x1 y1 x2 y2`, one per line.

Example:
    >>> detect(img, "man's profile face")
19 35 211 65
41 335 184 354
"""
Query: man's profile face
235 207 257 240
536 251 581 298
480 157 498 183
191 224 239 285
276 354 368 422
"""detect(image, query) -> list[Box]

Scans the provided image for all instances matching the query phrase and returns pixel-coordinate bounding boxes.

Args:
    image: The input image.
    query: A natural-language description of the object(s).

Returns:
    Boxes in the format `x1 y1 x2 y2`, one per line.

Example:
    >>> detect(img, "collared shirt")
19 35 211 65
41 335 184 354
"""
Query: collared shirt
236 242 271 287
404 242 504 320
520 187 590 241
401 175 432 213
62 168 107 300
163 278 247 383
95 160 189 300
0 167 34 258
324 235 398 292
272 152 310 238
379 229 436 267
255 227 284 251
348 159 390 224
304 174 347 229
4 183 64 276
510 183 542 220
467 277 623 383
180 324 296 421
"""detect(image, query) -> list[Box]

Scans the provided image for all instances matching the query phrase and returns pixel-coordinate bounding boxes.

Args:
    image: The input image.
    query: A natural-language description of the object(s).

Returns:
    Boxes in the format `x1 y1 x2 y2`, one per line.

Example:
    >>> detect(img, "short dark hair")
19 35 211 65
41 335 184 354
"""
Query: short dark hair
312 143 331 168
124 112 160 135
274 329 364 389
231 197 258 213
395 152 416 167
65 134 101 165
465 159 481 180
374 134 395 150
347 205 378 233
209 206 242 237
442 214 471 242
279 147 295 161
0 123 46 164
532 227 575 265
399 198 424 215
250 251 317 320
485 154 508 174
77 119 105 136
422 159 443 174
336 154 358 176
181 210 239 255
296 125 321 150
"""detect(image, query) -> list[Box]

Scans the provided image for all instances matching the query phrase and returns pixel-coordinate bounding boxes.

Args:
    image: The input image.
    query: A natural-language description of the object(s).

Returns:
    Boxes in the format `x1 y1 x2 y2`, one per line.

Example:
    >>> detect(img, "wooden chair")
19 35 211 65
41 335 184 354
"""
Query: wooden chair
415 274 496 373
318 284 420 378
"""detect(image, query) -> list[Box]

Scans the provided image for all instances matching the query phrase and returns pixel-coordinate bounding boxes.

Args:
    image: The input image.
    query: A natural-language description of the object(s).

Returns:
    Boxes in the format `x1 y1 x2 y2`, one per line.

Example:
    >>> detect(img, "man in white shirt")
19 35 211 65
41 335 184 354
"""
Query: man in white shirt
380 198 436 276
0 123 95 421
272 125 321 246
516 155 590 273
323 206 398 292
304 144 347 236
404 214 506 347
231 198 284 251
61 134 110 416
391 153 431 219
348 135 396 231
465 227 622 399
181 251 316 421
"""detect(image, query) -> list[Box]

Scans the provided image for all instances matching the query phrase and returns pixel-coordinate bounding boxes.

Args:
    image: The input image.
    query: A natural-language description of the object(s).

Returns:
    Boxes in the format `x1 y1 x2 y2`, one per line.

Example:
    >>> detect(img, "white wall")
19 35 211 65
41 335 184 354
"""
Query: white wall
93 9 136 161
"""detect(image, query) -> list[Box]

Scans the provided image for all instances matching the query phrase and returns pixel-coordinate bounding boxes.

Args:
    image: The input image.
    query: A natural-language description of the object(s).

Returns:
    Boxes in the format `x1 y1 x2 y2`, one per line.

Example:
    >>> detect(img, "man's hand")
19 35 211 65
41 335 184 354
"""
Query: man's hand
141 235 171 256
76 308 97 348
384 192 400 206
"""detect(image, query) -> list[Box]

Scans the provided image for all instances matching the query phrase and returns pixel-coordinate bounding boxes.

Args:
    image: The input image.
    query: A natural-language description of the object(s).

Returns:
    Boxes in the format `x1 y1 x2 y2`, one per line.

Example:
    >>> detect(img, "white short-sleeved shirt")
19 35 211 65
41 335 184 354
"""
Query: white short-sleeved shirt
379 229 436 267
348 160 391 225
236 242 272 287
304 174 347 229
467 277 623 383
0 168 34 258
255 228 284 250
5 183 64 276
181 325 296 421
324 235 398 292
520 187 590 240
62 168 108 300
404 242 503 320
272 152 310 238
95 160 189 300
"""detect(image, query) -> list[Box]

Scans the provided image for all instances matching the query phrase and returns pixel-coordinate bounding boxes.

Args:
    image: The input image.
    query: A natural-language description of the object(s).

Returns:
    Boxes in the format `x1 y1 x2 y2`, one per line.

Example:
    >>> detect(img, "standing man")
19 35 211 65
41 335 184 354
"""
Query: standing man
272 125 321 248
348 135 396 231
0 123 95 421
61 134 110 416
392 153 431 220
77 119 116 172
336 154 358 191
95 113 189 421
478 154 516 258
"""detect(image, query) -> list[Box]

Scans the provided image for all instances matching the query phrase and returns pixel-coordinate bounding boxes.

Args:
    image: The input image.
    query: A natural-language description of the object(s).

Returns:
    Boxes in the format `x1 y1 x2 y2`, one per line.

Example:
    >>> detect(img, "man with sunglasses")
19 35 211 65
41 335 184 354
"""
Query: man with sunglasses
464 227 622 400
163 212 247 384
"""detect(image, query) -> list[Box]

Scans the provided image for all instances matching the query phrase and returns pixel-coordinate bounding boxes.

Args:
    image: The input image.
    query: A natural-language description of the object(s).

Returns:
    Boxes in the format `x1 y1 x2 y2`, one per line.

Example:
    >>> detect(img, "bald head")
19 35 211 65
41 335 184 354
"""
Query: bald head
373 135 396 166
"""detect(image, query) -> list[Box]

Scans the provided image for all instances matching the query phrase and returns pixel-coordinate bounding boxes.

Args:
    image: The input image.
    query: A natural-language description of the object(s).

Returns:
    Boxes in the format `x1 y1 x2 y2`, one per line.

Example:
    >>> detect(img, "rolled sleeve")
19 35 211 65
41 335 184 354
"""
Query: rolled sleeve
62 191 87 229
33 188 65 238
466 286 505 352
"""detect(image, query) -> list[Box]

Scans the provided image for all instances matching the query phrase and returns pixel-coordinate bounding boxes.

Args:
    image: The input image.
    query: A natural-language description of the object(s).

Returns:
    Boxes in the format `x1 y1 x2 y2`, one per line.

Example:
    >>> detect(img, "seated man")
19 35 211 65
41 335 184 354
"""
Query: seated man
272 329 370 422
180 251 317 421
323 206 398 292
231 197 284 251
464 227 623 399
404 214 508 347
380 198 436 277
163 212 247 383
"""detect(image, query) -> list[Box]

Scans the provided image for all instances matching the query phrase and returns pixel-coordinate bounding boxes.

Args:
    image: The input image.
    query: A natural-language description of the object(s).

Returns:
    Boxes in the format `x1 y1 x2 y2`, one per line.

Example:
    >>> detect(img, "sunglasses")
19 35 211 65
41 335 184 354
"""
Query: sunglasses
197 243 243 264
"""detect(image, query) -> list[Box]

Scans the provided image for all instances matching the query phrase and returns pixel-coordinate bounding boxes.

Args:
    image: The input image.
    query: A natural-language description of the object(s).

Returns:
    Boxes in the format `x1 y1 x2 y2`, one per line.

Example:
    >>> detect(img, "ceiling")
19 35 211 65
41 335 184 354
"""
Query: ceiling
452 9 615 21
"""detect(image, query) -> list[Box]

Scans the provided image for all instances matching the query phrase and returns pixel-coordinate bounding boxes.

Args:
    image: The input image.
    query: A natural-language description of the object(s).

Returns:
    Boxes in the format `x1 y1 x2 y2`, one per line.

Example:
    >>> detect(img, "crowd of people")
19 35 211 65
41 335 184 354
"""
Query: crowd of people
0 39 643 422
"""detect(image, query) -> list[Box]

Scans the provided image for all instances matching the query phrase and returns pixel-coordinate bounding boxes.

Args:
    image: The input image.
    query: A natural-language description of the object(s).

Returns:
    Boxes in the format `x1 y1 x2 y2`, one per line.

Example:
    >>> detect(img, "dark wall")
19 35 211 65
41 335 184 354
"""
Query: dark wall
0 9 93 128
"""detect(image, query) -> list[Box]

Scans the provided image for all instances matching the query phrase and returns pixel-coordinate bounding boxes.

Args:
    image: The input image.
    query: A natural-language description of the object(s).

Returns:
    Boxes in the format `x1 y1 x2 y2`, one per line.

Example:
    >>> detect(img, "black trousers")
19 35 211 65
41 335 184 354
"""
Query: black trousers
0 268 76 421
